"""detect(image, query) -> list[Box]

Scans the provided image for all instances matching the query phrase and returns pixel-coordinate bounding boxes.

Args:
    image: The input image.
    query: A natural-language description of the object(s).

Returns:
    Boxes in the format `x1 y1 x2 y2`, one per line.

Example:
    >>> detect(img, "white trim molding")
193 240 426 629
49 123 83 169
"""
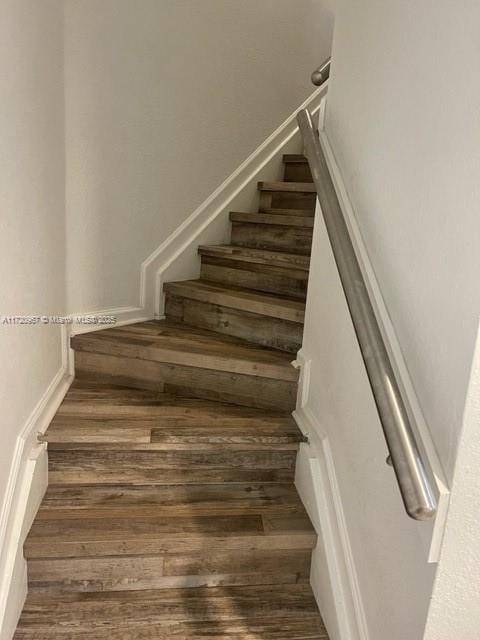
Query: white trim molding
141 84 328 318
65 86 328 331
0 365 73 639
294 407 369 640
68 306 151 337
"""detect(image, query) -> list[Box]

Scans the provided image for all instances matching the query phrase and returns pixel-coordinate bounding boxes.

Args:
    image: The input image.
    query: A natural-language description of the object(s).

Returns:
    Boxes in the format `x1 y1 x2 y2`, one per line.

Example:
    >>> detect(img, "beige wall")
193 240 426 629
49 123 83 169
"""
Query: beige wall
0 0 65 520
64 0 335 313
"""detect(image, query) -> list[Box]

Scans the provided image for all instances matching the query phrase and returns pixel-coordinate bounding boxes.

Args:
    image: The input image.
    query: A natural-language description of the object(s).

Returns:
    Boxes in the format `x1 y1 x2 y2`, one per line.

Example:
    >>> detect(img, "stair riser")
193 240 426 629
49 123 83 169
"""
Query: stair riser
283 164 313 183
200 259 307 300
47 448 297 486
27 550 311 594
231 223 312 255
165 295 303 353
74 351 297 411
26 533 315 559
259 191 316 211
15 618 325 640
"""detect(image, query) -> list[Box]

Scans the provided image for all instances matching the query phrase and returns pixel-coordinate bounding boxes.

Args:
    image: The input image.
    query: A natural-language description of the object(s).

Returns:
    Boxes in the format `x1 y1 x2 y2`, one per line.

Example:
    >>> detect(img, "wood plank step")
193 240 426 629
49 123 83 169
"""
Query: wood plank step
27 548 312 594
258 184 316 211
71 321 297 382
25 503 315 558
282 154 308 163
282 156 313 183
35 483 308 520
230 212 314 228
16 617 327 639
74 350 297 411
258 207 315 216
258 181 316 193
198 245 310 271
42 391 303 448
46 448 298 486
54 383 298 429
15 584 326 637
231 222 313 256
198 245 308 301
166 295 303 354
164 280 305 323
16 618 327 639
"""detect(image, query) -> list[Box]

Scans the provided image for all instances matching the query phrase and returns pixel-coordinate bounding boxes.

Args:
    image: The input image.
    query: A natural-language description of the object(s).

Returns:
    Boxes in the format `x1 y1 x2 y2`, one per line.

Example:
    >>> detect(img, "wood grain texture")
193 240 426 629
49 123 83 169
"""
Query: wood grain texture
15 585 326 634
15 153 328 639
231 222 313 255
258 207 315 217
198 245 310 270
257 181 316 193
230 212 314 228
282 155 313 183
42 385 303 448
74 350 297 411
47 447 298 485
35 483 308 519
72 320 298 381
165 295 303 353
200 258 308 300
26 510 314 558
28 549 312 593
163 280 305 322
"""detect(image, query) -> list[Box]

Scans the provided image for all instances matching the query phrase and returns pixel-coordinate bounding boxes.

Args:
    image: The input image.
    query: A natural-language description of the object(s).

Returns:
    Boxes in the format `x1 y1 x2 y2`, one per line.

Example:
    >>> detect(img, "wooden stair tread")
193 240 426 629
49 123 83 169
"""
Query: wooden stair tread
15 584 327 638
258 181 316 193
198 244 310 271
259 207 315 217
26 489 315 558
282 154 308 164
230 211 314 228
41 385 303 448
46 447 298 486
14 142 326 632
71 320 298 382
35 483 308 519
164 280 305 323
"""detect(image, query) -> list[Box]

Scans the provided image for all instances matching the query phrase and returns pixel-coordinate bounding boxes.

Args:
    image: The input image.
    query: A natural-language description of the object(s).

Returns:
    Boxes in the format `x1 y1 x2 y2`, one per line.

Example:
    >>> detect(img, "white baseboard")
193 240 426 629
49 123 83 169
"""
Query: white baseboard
0 366 73 640
140 84 328 318
317 126 450 562
294 407 369 640
68 305 151 336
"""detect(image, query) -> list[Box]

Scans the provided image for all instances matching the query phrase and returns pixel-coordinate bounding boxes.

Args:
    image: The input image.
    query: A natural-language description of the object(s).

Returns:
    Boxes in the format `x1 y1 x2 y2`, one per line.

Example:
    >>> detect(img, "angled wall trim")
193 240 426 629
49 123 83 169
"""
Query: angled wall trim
64 86 328 334
141 84 328 318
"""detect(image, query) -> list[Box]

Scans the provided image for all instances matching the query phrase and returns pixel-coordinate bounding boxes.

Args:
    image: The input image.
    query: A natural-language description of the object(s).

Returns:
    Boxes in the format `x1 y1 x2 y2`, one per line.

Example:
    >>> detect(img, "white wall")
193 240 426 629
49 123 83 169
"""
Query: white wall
424 324 480 640
326 0 480 483
0 1 65 633
300 1 480 638
64 0 335 313
300 205 436 640
0 0 65 527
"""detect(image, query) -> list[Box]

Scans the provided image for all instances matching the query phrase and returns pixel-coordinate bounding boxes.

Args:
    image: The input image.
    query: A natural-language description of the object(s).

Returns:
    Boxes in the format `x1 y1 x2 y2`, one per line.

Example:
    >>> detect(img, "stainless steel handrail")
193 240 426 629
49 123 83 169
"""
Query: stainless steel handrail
311 57 331 86
297 108 438 521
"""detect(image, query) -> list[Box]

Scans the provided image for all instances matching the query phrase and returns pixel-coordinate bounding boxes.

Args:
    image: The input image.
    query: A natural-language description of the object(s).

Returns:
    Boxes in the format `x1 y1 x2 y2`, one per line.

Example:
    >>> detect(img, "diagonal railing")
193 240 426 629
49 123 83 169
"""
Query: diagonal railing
297 60 438 520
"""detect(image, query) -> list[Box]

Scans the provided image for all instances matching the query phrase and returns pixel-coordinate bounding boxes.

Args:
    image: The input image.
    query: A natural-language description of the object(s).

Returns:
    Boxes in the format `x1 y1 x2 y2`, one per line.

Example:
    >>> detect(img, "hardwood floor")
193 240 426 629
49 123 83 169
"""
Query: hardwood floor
14 155 329 638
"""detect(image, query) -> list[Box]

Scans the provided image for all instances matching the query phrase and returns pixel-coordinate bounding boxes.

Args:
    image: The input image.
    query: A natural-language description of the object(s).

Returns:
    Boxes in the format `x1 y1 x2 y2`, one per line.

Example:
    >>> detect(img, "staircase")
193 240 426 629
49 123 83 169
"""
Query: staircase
14 155 329 639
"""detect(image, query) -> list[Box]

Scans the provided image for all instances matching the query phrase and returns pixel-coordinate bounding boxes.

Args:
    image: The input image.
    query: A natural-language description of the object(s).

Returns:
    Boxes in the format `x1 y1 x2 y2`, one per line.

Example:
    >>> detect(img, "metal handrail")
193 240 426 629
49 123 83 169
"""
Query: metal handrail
297 108 438 521
311 57 331 86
